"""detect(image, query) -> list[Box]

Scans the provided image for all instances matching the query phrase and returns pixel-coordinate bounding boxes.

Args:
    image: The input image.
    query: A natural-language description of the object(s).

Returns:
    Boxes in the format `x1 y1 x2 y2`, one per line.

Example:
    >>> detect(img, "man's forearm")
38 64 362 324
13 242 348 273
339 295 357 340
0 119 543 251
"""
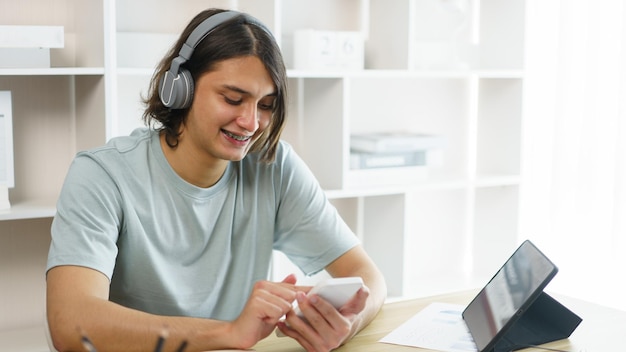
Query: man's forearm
48 297 242 352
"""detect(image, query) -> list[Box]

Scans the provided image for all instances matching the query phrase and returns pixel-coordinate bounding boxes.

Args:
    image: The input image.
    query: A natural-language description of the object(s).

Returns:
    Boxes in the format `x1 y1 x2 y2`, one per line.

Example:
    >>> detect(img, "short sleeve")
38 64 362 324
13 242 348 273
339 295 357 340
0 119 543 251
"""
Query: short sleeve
46 153 123 279
272 143 359 275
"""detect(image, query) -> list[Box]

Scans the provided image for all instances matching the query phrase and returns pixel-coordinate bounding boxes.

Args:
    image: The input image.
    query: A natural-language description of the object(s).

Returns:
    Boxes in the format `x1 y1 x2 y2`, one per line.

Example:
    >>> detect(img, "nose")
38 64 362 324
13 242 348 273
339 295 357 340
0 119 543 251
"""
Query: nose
237 103 259 133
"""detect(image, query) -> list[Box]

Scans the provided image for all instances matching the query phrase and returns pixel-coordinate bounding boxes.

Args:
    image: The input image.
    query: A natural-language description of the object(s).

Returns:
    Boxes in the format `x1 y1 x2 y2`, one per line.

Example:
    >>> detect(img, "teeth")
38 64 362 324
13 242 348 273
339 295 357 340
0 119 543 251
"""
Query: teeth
224 130 251 141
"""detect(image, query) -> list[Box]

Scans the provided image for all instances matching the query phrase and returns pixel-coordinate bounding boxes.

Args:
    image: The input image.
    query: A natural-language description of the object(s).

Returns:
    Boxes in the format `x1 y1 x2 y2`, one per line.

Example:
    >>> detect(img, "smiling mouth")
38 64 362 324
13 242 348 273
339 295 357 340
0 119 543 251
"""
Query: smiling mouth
222 129 252 142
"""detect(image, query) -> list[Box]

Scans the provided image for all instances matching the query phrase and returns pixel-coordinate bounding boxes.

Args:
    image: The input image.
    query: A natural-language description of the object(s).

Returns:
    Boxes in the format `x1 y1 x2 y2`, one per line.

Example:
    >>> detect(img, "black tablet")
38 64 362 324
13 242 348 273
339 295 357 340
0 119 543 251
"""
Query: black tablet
462 240 559 352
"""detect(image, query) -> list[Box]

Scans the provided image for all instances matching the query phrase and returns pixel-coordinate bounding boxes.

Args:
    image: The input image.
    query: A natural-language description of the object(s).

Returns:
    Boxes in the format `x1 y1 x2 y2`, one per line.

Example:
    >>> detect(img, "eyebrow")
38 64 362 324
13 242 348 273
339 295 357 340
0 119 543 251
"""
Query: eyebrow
223 84 277 98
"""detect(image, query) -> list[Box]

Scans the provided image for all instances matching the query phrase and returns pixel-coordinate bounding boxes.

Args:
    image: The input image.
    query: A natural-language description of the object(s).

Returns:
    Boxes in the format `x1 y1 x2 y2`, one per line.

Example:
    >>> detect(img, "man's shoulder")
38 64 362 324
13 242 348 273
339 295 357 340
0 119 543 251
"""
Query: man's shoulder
78 128 153 159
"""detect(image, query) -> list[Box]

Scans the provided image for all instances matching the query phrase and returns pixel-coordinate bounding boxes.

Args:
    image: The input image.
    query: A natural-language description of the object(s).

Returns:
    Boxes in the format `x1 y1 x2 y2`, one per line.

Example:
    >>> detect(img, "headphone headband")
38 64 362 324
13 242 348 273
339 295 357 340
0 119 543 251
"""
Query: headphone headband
182 11 241 59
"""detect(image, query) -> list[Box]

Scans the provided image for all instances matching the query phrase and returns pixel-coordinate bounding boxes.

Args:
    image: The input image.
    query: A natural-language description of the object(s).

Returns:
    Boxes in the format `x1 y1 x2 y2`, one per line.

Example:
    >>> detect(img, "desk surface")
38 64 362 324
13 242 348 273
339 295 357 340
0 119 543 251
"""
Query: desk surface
0 290 624 351
253 290 626 351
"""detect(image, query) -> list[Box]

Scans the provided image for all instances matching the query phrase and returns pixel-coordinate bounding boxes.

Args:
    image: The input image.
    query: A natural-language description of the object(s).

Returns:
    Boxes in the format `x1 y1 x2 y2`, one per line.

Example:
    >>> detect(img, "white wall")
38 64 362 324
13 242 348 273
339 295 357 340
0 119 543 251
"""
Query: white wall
522 0 626 311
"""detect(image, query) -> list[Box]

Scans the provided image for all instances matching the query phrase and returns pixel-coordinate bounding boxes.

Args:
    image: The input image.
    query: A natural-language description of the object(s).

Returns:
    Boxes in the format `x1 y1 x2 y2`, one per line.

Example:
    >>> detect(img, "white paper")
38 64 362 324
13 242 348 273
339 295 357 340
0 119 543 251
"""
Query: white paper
380 302 477 352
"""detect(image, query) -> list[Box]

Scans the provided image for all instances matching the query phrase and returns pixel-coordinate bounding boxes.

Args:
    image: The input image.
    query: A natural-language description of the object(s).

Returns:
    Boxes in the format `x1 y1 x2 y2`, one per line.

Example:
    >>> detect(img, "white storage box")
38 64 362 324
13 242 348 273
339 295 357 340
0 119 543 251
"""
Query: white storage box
0 48 50 68
0 25 64 48
293 29 364 70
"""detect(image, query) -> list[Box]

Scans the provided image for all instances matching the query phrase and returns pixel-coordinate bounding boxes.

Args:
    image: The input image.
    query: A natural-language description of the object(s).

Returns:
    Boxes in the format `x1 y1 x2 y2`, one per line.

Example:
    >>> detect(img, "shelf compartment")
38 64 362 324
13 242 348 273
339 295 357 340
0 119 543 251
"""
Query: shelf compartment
404 0 526 72
0 218 51 330
1 0 105 68
476 78 523 177
360 193 408 297
403 189 469 293
478 0 526 70
361 189 469 298
285 78 347 190
113 75 151 138
472 185 521 279
367 0 412 70
280 0 366 70
349 76 470 184
0 75 105 207
113 0 229 72
115 0 233 33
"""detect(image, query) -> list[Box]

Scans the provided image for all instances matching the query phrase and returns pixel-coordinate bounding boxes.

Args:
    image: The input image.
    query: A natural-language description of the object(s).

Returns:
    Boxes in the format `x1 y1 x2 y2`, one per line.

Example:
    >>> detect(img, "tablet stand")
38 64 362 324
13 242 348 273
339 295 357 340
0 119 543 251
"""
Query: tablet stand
491 292 582 352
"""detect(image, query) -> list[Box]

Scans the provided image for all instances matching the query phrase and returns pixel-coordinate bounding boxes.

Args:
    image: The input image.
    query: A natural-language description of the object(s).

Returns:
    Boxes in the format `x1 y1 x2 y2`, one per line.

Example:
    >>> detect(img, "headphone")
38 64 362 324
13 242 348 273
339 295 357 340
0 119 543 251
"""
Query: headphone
158 11 272 109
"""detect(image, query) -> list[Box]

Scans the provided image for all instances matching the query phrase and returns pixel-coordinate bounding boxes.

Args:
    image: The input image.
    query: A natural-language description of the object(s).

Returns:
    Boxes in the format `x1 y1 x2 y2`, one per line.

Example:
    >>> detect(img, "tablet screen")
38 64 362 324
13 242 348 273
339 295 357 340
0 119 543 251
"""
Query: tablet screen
462 240 558 351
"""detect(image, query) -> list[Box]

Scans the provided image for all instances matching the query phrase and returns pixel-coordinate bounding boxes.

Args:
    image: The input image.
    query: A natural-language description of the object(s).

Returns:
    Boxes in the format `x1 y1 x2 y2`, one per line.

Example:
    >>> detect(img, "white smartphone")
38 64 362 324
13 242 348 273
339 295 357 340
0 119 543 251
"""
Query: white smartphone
277 276 365 337
294 277 364 317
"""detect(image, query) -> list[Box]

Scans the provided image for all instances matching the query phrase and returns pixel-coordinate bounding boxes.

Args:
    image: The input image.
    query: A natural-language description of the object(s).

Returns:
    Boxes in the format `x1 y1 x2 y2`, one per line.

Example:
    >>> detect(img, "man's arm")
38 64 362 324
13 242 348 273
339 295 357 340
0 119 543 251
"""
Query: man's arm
276 245 387 351
47 265 298 352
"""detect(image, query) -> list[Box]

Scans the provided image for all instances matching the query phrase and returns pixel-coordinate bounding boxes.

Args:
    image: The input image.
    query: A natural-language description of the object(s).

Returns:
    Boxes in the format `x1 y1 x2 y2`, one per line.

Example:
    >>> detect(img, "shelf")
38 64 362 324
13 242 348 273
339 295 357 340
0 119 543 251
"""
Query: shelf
474 175 522 188
287 68 524 79
0 67 105 76
116 67 155 76
325 174 470 199
326 173 522 200
0 199 56 221
116 68 525 79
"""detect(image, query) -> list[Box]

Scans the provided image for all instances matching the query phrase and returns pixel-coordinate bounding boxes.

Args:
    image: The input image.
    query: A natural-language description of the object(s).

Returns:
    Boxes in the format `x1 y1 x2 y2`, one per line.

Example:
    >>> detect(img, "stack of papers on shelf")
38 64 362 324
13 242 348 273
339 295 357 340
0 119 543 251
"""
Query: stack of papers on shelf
0 25 64 68
351 132 447 153
350 132 446 170
350 149 427 170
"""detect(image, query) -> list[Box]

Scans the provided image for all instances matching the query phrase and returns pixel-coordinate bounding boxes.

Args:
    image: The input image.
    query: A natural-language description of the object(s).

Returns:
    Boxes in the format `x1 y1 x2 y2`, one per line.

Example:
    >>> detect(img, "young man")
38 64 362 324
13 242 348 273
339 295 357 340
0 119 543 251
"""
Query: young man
46 8 386 352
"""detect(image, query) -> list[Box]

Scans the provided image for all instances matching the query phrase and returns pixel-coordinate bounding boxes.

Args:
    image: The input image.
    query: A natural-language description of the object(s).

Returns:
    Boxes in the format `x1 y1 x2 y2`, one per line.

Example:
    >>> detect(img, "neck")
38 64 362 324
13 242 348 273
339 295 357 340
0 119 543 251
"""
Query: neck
159 133 228 188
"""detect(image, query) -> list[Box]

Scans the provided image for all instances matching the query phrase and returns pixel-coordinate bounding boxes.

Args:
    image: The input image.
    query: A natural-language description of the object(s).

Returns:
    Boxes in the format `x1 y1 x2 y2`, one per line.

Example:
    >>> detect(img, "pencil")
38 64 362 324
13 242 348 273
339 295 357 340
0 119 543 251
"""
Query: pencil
175 340 188 352
154 328 168 352
80 334 98 352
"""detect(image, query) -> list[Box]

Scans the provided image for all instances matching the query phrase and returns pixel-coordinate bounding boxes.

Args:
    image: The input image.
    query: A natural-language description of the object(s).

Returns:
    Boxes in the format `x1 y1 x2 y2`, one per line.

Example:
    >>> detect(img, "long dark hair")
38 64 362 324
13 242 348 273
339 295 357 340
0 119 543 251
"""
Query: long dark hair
142 8 288 163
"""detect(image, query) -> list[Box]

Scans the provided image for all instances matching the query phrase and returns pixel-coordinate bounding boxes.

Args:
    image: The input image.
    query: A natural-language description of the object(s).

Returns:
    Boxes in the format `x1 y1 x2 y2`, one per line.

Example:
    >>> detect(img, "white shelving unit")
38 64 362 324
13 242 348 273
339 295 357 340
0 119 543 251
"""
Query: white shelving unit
0 0 526 349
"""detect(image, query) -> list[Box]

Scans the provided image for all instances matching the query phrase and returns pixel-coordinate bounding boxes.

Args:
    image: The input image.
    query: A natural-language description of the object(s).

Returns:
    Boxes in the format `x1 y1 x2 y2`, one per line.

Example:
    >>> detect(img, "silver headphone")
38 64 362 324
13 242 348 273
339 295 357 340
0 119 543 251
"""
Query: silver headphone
158 11 271 109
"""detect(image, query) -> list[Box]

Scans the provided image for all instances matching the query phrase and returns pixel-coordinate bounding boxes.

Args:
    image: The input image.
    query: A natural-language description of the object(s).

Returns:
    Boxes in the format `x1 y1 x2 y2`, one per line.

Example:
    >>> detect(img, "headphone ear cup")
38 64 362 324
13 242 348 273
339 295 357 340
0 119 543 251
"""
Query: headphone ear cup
169 68 194 109
159 67 194 109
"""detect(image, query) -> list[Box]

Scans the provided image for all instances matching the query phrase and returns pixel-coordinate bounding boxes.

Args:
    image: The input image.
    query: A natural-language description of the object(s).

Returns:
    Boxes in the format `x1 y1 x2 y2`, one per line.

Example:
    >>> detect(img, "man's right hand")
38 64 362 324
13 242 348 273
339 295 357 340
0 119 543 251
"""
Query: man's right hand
228 274 299 349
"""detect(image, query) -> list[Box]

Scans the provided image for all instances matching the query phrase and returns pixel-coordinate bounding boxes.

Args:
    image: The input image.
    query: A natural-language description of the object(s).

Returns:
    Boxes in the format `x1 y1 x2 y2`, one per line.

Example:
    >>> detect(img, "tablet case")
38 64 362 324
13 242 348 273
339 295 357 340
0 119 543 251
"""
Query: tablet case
463 240 583 352
489 291 582 352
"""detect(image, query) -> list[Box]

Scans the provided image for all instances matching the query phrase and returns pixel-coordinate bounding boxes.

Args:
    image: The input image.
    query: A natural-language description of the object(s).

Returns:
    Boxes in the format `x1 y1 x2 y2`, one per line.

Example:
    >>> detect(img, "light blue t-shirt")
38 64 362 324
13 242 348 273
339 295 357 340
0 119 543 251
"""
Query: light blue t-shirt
47 128 358 320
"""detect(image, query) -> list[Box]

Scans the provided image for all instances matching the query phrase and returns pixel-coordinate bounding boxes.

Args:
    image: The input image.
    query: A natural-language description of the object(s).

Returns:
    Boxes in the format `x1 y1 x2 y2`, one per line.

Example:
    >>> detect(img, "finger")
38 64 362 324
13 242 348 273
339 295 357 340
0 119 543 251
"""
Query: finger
281 273 298 285
294 284 314 294
281 309 321 351
307 294 351 334
248 284 297 320
277 321 317 352
339 286 370 315
253 280 297 303
249 292 291 322
294 293 339 340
